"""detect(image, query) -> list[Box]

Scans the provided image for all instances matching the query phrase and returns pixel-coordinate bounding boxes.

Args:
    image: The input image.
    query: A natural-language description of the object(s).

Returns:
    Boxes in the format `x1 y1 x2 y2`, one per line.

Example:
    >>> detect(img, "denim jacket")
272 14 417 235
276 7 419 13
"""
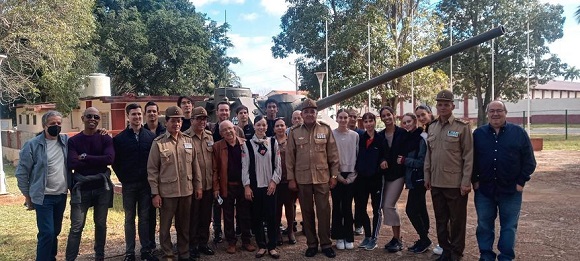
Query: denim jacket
16 133 70 205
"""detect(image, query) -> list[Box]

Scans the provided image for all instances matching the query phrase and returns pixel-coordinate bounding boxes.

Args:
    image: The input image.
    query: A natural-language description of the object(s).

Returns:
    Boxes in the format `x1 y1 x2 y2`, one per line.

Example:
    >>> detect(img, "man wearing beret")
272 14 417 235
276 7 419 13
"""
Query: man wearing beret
147 106 203 261
287 99 340 258
424 90 474 261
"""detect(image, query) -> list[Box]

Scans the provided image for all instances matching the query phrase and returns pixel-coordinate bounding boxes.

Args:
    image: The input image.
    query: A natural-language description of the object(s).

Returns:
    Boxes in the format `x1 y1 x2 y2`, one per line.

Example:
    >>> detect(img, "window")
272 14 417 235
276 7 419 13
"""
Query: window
99 112 109 130
19 115 22 124
33 115 37 125
26 115 30 125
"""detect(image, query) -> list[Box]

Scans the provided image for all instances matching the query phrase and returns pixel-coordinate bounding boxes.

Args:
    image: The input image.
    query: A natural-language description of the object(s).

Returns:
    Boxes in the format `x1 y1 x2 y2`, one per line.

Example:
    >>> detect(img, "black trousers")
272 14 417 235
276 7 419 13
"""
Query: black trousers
331 180 354 242
252 187 278 250
353 175 383 239
223 184 252 245
406 186 430 240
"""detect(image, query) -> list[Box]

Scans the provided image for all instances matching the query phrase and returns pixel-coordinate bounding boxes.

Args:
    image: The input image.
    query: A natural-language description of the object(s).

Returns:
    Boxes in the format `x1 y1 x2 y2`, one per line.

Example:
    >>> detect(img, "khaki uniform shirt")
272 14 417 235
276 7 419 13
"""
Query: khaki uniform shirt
184 128 214 191
286 121 340 185
424 114 474 188
147 132 202 197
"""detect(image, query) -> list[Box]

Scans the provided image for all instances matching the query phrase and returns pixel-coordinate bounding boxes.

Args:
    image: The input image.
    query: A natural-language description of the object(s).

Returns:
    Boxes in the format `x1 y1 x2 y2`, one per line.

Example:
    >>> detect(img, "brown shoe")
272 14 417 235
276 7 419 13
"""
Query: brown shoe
226 244 236 254
243 243 256 252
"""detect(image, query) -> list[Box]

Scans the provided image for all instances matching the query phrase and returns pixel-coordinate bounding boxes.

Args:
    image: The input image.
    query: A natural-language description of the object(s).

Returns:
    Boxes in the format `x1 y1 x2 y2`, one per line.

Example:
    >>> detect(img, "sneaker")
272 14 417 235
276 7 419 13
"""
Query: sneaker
354 226 364 235
411 239 432 254
407 240 420 252
364 238 377 250
336 239 345 250
384 237 403 253
345 241 354 250
433 244 443 255
123 254 136 261
358 237 371 248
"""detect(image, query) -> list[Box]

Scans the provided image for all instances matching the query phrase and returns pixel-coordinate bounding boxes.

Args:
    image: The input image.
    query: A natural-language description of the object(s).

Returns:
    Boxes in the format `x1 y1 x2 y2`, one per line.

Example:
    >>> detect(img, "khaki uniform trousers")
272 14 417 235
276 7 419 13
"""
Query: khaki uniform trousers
159 196 192 259
297 183 332 249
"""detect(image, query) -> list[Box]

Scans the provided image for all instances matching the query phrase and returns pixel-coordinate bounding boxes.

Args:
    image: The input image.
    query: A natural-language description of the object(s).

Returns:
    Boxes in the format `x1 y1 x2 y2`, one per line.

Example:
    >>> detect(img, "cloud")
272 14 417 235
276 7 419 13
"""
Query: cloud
260 0 289 16
240 12 259 21
228 34 299 95
190 0 245 8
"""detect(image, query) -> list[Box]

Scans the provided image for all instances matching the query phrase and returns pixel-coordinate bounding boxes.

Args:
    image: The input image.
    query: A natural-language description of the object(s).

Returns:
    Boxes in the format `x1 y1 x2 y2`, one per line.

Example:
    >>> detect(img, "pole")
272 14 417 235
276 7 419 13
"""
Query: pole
411 9 415 110
526 21 531 134
565 109 568 140
491 36 495 100
325 19 329 98
450 20 453 92
367 22 371 112
0 54 7 195
294 62 298 92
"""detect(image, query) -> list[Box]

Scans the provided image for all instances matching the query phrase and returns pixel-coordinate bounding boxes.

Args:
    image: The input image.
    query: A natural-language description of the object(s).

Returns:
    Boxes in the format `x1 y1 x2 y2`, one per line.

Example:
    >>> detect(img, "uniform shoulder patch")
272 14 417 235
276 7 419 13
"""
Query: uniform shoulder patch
182 132 192 138
153 135 164 141
204 129 213 135
290 124 301 130
454 118 470 124
318 121 330 127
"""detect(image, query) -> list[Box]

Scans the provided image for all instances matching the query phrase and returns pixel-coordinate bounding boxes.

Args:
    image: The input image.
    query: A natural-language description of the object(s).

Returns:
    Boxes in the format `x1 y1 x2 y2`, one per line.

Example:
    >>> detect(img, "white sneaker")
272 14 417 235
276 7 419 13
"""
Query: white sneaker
433 244 443 255
345 241 354 250
336 239 345 250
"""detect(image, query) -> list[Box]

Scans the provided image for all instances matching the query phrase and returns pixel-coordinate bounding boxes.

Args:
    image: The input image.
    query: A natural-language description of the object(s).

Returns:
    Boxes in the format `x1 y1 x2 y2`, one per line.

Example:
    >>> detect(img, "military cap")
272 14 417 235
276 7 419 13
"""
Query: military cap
165 106 184 118
192 107 208 118
301 98 318 109
436 89 454 102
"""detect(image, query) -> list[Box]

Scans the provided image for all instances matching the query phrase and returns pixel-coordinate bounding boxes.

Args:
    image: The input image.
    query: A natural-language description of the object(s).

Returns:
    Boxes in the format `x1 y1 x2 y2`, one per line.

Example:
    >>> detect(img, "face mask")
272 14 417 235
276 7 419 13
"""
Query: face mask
47 125 61 137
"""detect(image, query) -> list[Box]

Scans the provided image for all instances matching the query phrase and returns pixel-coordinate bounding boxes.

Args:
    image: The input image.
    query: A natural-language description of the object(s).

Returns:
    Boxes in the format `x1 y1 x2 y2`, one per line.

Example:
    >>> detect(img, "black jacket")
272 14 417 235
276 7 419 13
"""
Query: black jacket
112 126 156 184
355 130 388 178
378 126 408 181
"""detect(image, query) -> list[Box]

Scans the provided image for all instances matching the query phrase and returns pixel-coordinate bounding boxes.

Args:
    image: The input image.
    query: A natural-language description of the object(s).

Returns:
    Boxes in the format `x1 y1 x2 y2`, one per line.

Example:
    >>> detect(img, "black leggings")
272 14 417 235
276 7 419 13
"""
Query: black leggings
353 175 383 239
406 186 430 240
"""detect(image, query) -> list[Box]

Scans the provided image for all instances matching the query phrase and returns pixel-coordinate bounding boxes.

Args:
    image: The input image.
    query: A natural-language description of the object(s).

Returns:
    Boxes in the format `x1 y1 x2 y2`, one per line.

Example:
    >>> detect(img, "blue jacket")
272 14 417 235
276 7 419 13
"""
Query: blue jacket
16 133 69 205
355 130 387 178
473 122 536 197
112 126 156 184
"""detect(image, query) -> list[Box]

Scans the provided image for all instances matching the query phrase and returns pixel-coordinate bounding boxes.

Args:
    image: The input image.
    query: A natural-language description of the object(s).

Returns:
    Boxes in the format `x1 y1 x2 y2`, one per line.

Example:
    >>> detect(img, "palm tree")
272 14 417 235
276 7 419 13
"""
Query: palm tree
564 66 580 82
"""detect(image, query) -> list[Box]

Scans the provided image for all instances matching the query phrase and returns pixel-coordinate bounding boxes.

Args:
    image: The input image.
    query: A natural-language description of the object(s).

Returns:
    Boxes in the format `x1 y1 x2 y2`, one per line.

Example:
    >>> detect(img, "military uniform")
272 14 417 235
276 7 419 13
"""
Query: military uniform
286 99 339 252
184 107 216 253
423 90 474 260
147 106 203 260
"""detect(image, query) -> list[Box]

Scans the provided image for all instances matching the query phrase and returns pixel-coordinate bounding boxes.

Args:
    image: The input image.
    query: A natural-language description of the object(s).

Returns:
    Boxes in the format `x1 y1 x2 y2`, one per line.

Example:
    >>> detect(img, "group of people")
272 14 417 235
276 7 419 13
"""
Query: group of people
15 89 536 261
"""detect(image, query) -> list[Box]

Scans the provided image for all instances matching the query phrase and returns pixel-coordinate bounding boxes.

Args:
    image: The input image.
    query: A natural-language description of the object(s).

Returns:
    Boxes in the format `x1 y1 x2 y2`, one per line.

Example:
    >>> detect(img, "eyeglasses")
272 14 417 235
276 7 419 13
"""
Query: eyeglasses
488 109 505 114
85 114 100 120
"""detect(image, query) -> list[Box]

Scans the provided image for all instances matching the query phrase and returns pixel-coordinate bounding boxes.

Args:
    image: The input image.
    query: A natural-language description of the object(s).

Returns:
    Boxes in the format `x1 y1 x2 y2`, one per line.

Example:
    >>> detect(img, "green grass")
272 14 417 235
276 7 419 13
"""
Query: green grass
531 134 580 150
530 123 580 129
0 165 125 261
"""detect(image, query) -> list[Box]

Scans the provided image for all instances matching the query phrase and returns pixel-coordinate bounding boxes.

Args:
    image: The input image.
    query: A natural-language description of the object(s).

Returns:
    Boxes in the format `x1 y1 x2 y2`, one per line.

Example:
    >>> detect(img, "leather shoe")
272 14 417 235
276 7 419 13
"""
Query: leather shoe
140 251 159 261
226 244 236 254
243 243 257 252
198 245 214 255
189 247 200 258
305 247 318 257
322 247 336 258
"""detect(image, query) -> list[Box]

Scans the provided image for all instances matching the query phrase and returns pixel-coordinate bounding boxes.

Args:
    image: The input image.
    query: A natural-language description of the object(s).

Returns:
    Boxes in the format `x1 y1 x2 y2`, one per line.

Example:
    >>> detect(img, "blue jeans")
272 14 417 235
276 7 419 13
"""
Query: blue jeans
122 181 154 255
34 194 67 261
65 188 111 260
475 189 522 261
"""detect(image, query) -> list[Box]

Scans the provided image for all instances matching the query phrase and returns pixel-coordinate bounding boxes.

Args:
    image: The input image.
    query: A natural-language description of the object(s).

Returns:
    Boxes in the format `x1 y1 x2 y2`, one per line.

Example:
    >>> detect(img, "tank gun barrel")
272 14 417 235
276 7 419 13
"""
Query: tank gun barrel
316 26 506 110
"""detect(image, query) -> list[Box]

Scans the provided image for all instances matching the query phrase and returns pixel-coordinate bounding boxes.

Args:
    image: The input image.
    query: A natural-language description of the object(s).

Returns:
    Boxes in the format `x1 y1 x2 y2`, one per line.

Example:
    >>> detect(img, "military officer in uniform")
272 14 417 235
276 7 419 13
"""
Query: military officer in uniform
147 106 203 261
287 99 340 258
424 90 474 261
184 107 216 258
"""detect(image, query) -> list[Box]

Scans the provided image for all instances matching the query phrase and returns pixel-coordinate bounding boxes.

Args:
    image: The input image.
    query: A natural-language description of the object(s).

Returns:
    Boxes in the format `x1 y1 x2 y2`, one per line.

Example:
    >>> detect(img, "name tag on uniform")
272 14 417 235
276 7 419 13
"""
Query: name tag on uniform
447 131 459 137
184 143 193 149
316 133 326 139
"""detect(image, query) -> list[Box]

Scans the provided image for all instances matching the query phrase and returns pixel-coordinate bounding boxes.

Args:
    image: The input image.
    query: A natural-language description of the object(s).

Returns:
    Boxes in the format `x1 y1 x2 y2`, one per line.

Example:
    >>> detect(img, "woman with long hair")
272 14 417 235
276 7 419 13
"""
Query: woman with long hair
354 112 388 251
331 109 359 250
273 118 298 245
415 105 434 138
242 116 282 258
378 106 407 253
399 113 431 253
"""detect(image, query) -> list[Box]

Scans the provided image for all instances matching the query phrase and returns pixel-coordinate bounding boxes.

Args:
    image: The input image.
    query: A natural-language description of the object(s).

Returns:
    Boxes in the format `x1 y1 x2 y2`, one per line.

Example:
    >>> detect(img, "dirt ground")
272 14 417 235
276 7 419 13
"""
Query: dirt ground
66 150 580 260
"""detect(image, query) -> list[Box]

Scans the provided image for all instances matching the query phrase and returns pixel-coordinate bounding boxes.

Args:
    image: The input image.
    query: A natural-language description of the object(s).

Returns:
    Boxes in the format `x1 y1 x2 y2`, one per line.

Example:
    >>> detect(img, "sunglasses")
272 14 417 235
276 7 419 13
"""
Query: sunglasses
84 114 101 120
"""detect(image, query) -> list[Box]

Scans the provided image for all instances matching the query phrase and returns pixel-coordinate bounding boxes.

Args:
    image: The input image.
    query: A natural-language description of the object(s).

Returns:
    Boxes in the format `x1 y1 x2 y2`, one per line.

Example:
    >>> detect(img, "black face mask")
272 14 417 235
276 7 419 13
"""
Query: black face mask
47 125 61 137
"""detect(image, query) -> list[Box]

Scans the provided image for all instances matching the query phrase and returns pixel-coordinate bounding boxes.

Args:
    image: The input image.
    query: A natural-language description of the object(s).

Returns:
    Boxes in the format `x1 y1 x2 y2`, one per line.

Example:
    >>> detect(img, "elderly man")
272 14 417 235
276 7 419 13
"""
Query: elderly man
472 101 536 261
16 111 69 261
212 120 256 254
287 99 340 258
147 106 203 261
113 103 158 261
66 107 115 261
424 90 473 261
184 107 216 258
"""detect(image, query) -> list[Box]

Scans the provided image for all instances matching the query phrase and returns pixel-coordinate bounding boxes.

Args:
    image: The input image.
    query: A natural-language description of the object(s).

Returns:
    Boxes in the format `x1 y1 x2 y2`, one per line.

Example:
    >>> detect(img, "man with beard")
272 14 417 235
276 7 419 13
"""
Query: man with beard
144 101 166 136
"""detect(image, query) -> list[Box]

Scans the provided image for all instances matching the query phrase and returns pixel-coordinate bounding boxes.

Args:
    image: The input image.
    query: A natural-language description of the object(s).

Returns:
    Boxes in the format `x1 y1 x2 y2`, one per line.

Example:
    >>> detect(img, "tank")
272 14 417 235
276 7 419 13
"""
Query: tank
197 26 506 127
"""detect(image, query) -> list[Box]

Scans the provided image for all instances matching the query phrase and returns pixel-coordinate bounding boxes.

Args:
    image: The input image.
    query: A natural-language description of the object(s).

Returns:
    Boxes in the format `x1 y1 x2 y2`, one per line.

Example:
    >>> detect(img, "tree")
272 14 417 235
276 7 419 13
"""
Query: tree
563 65 580 81
0 0 97 114
576 5 580 24
93 0 240 96
436 0 565 126
272 0 447 111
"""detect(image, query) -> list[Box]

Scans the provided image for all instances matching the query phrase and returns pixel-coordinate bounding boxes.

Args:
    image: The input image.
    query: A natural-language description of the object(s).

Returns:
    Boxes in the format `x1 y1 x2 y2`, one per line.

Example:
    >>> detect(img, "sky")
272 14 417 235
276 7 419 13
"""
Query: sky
191 0 580 95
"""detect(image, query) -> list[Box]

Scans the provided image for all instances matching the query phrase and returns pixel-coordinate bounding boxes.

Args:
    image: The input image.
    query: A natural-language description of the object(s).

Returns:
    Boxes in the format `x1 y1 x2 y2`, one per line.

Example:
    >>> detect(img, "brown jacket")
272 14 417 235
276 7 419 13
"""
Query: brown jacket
147 132 203 197
286 121 340 185
184 128 215 191
212 136 246 198
424 114 474 188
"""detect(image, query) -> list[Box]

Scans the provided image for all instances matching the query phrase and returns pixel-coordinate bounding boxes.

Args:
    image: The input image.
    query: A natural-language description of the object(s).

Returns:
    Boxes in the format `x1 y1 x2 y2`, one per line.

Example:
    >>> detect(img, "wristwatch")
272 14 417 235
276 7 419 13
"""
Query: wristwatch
80 153 87 160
